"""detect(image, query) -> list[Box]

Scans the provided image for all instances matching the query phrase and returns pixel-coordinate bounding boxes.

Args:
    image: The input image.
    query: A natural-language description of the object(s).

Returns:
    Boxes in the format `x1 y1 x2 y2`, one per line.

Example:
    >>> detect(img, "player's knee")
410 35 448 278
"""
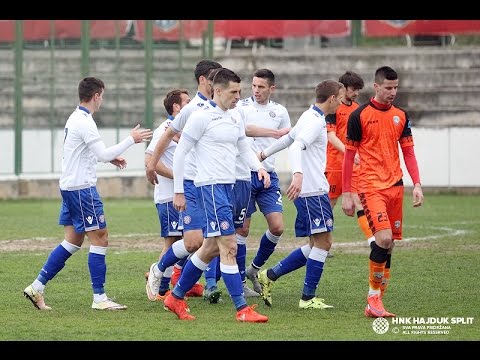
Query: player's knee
269 224 284 236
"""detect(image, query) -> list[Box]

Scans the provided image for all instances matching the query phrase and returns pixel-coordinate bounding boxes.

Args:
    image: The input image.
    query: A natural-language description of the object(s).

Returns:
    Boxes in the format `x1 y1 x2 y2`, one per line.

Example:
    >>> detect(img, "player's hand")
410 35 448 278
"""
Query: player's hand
258 168 271 188
286 172 303 201
341 192 355 216
110 157 126 169
173 193 186 212
274 127 291 139
412 184 424 207
354 153 361 165
131 124 153 143
146 162 159 185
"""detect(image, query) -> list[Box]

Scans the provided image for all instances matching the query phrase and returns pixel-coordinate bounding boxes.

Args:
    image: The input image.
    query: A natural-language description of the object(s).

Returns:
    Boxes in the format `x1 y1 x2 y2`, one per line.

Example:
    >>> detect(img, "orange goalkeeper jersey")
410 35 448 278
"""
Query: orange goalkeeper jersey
345 99 414 192
325 101 360 172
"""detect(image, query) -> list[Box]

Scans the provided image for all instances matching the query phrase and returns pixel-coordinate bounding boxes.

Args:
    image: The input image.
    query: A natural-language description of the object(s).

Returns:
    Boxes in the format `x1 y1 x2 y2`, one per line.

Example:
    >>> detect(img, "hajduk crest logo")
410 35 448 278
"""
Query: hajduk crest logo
154 20 178 32
380 20 413 28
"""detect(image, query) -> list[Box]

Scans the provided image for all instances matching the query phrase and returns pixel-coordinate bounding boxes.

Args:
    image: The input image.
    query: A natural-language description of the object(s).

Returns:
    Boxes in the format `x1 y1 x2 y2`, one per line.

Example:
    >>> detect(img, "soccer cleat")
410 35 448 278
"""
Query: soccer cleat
170 266 181 287
364 305 396 318
299 297 334 309
186 282 204 297
163 293 195 320
236 304 268 323
91 298 127 310
245 266 263 294
242 282 260 297
23 285 51 310
203 287 223 304
154 290 171 302
146 263 161 301
257 269 275 307
364 294 396 318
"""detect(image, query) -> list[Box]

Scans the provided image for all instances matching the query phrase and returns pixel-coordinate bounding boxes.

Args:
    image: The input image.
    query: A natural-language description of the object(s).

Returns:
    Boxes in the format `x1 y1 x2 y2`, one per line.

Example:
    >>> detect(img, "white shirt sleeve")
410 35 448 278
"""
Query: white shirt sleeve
237 137 264 171
288 141 304 174
88 135 134 163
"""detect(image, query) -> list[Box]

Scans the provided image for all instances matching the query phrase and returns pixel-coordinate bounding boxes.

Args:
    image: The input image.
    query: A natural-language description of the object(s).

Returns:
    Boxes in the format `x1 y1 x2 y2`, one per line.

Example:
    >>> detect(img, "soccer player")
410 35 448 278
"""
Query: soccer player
203 99 290 301
341 66 424 318
144 89 191 301
325 71 375 255
237 69 292 295
254 80 345 309
23 77 152 310
164 68 270 322
145 59 222 301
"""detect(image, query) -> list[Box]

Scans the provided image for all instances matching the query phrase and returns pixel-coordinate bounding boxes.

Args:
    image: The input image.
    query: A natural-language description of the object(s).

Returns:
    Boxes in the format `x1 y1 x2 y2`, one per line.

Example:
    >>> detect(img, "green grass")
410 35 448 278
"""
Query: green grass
0 194 479 341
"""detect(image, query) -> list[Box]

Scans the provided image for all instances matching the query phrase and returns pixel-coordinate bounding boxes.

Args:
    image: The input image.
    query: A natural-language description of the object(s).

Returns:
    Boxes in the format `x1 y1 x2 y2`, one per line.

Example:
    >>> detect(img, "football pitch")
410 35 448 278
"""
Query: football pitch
0 193 478 341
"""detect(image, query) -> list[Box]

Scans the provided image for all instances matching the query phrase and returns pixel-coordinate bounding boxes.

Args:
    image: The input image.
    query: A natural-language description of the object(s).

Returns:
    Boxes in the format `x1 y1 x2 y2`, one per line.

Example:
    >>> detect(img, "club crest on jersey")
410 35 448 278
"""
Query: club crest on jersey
269 111 276 118
99 215 105 223
326 218 333 227
393 115 400 125
394 220 401 229
183 215 191 225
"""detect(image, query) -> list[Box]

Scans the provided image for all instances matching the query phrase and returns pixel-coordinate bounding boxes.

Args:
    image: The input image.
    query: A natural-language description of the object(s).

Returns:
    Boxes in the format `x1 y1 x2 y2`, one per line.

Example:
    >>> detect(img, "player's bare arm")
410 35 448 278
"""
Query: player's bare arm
146 126 176 185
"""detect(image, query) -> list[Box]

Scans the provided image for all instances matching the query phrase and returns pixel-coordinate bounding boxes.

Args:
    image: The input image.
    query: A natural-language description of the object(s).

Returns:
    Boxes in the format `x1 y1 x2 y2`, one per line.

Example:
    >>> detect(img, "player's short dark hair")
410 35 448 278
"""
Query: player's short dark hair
339 71 364 90
194 59 222 84
163 89 189 116
212 68 241 88
253 68 275 86
78 77 105 102
375 66 398 84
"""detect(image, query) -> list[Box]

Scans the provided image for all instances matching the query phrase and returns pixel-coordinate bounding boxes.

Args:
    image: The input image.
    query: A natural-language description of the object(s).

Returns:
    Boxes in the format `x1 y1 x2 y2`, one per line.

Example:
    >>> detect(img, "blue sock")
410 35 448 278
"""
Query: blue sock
270 246 309 280
252 231 279 268
221 263 246 311
160 247 183 272
302 248 328 299
159 275 171 293
88 252 106 295
172 256 205 299
37 243 73 284
236 244 247 282
204 256 219 290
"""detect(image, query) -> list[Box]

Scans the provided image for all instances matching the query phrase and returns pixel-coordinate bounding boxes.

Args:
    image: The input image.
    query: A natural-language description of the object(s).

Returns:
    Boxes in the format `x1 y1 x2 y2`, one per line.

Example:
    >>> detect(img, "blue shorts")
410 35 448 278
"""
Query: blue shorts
197 184 235 238
247 171 283 217
156 201 183 238
59 186 106 233
233 180 251 229
183 180 206 232
293 194 334 237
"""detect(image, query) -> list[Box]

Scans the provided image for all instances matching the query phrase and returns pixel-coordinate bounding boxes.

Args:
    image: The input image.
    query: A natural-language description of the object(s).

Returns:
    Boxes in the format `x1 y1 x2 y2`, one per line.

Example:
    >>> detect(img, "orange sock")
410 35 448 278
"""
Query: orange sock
369 259 386 294
357 211 373 240
380 267 390 298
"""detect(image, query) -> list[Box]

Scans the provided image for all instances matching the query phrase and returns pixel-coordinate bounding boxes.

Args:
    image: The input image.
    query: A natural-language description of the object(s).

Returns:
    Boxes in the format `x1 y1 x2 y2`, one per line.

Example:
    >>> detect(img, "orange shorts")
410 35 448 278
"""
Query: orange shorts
358 185 404 240
325 165 360 200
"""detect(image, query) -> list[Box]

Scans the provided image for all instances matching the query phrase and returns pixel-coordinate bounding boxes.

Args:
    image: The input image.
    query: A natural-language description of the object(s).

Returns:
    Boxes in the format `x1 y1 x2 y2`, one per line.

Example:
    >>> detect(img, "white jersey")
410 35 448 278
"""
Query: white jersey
170 91 210 180
173 101 262 191
146 117 176 204
59 106 102 190
289 105 330 196
232 106 252 181
238 96 291 172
